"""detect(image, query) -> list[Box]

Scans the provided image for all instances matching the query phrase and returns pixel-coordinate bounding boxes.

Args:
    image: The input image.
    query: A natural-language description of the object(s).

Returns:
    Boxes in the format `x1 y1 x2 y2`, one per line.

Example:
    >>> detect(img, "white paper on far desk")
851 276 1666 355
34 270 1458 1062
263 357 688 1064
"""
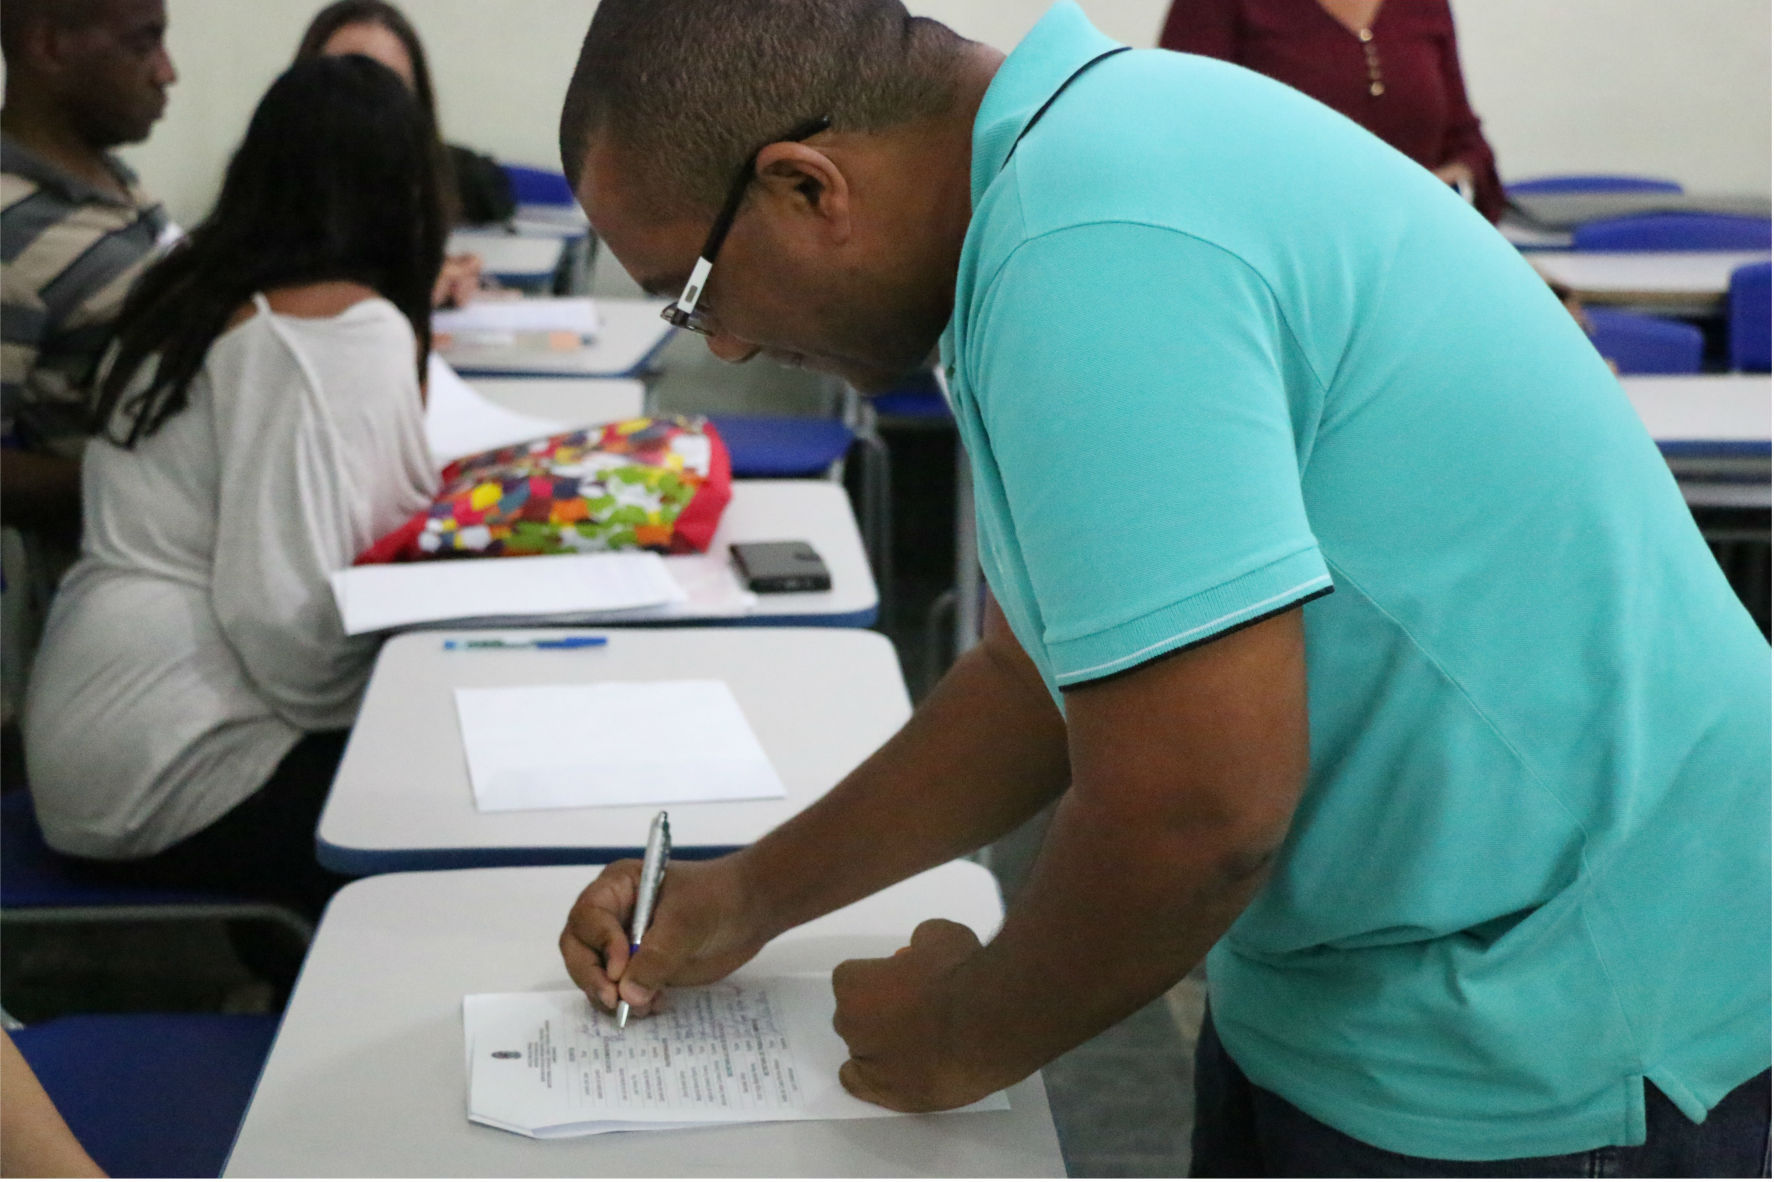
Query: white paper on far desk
329 552 685 635
433 296 600 340
464 978 1010 1138
454 679 787 812
424 354 581 465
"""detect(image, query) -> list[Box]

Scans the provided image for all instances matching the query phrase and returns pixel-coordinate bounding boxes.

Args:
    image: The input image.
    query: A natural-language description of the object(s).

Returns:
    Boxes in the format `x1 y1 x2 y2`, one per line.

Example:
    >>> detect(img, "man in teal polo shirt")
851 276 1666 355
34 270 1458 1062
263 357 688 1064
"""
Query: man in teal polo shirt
552 0 1771 1171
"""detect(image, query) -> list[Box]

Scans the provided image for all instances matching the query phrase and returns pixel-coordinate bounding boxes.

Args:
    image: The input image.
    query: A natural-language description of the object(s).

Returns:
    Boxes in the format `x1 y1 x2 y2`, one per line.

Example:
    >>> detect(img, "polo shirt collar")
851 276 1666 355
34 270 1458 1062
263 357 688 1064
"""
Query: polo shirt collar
969 1 1122 207
0 132 146 210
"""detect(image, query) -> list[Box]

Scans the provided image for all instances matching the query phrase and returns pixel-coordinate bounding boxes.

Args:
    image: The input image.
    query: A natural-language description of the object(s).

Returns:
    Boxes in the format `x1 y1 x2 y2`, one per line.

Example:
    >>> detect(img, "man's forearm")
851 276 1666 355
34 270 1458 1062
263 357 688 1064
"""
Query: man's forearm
956 784 1280 1085
736 634 1071 941
947 612 1309 1085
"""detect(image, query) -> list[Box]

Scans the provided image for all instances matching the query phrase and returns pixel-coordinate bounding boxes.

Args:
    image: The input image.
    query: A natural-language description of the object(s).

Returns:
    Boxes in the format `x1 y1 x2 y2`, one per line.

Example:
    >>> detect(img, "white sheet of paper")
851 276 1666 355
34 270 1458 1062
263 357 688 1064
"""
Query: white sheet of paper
454 679 787 812
464 978 1010 1138
424 354 581 465
433 296 600 339
597 552 759 621
329 552 685 636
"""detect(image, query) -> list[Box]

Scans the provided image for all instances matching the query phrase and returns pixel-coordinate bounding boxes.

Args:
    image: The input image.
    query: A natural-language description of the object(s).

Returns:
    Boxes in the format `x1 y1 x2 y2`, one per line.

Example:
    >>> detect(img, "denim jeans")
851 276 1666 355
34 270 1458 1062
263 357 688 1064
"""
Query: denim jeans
1191 1006 1771 1177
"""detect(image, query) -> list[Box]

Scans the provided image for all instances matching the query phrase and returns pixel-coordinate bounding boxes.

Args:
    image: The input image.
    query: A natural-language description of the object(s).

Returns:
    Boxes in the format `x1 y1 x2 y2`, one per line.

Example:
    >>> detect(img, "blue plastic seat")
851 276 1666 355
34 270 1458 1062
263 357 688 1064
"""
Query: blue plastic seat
708 414 856 477
1572 212 1772 252
499 163 575 207
12 1012 278 1178
1506 175 1683 196
1728 262 1772 372
1586 309 1705 375
1 790 312 940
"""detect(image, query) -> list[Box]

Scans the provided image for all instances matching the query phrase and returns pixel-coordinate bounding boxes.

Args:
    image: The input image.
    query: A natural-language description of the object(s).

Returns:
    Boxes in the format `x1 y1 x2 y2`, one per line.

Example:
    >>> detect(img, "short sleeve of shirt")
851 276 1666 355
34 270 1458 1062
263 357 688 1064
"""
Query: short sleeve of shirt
967 221 1331 686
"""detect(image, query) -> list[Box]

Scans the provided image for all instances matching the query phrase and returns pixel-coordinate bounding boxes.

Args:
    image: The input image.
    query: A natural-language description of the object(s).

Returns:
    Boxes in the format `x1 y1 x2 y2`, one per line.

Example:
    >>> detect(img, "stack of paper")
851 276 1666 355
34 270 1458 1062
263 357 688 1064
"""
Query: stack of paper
433 296 600 344
454 679 787 812
464 978 1010 1138
329 552 686 635
424 354 584 464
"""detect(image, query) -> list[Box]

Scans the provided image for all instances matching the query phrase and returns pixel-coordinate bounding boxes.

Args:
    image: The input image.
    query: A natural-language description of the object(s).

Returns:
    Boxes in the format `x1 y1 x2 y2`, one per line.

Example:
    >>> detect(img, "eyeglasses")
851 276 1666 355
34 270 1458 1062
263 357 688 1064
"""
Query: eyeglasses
659 115 832 337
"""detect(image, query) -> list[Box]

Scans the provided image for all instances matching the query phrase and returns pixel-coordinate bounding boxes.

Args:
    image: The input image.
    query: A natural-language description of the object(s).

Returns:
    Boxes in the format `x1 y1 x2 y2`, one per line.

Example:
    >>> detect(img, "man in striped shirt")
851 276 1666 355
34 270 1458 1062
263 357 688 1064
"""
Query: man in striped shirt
2 0 175 546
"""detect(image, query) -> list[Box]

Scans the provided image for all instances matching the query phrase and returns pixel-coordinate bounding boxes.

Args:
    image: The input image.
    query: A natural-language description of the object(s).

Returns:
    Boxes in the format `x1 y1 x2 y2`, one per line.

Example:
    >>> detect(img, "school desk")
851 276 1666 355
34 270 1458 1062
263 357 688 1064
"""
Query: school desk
316 627 909 874
223 860 1066 1176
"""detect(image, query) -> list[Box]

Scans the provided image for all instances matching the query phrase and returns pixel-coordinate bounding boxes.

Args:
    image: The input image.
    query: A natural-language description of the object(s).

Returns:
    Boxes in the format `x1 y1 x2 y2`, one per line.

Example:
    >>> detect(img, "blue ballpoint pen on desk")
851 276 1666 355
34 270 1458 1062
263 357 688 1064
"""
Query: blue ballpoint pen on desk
616 810 671 1029
443 636 607 651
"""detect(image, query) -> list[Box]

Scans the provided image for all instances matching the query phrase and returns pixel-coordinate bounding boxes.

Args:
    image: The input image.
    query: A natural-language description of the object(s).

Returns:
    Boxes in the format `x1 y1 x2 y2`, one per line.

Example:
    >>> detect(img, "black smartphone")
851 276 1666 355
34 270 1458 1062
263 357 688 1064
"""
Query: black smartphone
730 540 833 593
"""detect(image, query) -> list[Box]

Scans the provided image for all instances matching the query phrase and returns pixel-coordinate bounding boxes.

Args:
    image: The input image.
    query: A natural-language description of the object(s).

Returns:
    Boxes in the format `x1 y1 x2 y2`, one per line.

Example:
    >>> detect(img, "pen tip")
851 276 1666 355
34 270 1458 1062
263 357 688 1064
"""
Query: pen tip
616 1002 629 1029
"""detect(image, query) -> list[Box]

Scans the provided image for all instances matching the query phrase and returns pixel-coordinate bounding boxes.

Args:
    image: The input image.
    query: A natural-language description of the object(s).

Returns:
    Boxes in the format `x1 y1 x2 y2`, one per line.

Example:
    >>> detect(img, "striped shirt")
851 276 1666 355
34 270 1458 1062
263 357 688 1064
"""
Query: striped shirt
1 134 168 456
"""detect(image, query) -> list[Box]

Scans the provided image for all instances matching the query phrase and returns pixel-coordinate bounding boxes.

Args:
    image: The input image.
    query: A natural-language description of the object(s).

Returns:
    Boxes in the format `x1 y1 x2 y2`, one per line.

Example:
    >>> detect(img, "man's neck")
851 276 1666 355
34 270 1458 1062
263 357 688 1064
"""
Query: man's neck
1 92 127 199
920 44 1006 294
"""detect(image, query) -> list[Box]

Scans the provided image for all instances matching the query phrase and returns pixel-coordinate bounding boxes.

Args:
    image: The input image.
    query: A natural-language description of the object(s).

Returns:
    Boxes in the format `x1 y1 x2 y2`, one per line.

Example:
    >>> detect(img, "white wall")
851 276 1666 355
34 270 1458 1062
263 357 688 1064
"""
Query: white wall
111 0 1770 228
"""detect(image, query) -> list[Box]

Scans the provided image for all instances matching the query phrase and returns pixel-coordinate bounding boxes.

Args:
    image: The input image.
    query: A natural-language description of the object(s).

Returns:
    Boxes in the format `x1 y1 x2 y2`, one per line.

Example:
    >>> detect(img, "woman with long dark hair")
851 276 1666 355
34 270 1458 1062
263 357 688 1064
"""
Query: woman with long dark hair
296 0 497 307
21 55 444 913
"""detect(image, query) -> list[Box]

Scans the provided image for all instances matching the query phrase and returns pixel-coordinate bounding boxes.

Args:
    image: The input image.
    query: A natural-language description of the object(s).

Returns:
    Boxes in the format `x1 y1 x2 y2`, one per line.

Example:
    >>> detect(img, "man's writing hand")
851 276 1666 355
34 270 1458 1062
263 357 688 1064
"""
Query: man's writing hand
559 856 767 1018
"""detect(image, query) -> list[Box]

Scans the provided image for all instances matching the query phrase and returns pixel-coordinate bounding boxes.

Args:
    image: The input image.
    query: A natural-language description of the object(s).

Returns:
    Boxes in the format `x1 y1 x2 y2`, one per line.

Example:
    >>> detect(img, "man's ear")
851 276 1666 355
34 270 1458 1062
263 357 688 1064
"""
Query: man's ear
753 142 851 244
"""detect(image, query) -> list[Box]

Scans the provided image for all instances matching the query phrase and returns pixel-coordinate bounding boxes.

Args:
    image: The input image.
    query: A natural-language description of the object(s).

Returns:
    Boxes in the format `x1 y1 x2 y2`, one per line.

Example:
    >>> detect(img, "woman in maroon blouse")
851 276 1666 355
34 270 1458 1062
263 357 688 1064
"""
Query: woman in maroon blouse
1159 0 1505 222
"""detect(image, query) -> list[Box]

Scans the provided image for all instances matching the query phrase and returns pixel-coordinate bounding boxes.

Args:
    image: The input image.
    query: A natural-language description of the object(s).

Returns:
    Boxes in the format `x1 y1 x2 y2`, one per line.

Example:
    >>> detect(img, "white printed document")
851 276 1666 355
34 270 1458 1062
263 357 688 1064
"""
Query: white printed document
329 552 685 635
463 977 1010 1138
454 679 787 812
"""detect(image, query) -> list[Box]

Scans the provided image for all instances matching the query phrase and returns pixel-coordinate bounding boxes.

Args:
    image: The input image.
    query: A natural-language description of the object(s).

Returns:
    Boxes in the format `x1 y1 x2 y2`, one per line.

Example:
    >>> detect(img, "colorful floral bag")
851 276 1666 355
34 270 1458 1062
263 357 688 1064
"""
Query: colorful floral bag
357 415 731 563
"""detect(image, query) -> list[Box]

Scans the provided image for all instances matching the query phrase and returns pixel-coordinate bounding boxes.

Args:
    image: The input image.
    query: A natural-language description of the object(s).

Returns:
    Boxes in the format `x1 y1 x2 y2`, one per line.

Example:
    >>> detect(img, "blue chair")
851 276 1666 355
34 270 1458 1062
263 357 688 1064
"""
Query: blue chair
1 790 312 942
1586 308 1704 375
11 1011 278 1178
499 163 575 207
1572 212 1772 252
1728 262 1772 372
1506 174 1683 196
708 414 857 477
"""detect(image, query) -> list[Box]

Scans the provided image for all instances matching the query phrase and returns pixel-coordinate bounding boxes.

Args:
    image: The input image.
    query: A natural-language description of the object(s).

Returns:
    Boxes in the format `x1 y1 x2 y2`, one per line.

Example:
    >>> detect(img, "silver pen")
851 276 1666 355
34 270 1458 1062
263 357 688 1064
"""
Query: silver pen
615 810 671 1029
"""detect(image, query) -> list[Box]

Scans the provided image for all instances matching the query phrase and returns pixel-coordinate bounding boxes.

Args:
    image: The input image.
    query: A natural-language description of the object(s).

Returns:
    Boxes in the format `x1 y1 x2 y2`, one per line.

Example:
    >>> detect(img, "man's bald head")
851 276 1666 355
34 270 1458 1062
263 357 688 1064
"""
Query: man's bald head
559 0 965 214
1 0 174 148
0 0 107 63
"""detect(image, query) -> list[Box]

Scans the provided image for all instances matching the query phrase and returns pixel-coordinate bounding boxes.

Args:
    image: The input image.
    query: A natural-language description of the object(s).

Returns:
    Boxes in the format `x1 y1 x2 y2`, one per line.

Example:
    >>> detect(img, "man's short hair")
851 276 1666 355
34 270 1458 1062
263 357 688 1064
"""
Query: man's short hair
560 0 964 213
0 0 108 65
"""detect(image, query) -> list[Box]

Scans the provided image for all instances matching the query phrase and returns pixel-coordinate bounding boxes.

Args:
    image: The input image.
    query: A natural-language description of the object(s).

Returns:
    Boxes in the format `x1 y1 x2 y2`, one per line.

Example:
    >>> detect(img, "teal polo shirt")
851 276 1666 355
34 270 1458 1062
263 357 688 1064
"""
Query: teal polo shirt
939 1 1771 1160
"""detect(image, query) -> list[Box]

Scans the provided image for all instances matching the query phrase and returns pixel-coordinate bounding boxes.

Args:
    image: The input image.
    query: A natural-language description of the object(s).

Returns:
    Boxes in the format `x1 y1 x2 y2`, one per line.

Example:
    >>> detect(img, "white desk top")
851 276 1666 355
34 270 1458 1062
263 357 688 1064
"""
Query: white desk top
1529 250 1769 308
224 861 1065 1177
442 299 675 379
1620 374 1771 448
449 230 566 283
318 627 910 874
599 479 878 628
464 376 646 426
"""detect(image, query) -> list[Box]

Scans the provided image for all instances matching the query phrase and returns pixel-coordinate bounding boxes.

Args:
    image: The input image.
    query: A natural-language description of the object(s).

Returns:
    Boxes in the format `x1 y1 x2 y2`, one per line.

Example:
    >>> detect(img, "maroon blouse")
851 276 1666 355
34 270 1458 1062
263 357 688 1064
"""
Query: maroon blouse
1159 0 1505 221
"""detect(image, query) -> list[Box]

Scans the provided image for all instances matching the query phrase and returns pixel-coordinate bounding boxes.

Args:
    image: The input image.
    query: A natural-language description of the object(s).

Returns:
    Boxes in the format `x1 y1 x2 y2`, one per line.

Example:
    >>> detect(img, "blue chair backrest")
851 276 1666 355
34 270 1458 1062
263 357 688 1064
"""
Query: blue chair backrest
708 415 855 477
1506 174 1683 196
13 1012 278 1178
1572 212 1772 252
1585 309 1704 375
1 790 312 942
1728 262 1772 372
501 163 575 207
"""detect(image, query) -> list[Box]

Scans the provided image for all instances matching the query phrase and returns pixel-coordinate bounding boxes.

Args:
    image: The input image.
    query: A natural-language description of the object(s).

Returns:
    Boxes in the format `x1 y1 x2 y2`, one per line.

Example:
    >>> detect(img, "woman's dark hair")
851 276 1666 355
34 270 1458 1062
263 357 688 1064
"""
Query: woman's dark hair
94 55 445 445
294 0 457 218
